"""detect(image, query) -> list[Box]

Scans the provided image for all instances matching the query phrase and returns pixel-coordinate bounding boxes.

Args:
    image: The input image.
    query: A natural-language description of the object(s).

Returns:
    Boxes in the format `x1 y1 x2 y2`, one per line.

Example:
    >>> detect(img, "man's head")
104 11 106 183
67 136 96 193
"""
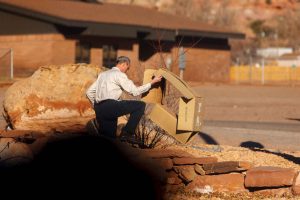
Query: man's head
116 56 130 73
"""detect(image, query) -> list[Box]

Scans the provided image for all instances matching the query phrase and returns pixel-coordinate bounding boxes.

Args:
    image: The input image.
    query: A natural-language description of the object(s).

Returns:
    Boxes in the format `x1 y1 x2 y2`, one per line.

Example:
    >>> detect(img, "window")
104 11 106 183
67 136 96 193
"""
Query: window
103 45 117 68
76 42 91 63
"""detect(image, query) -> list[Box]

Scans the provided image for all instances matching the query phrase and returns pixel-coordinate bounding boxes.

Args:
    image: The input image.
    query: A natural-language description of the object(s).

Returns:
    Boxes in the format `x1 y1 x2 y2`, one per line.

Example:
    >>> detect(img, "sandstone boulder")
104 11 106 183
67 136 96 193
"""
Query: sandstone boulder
3 64 104 133
194 164 206 175
292 172 300 195
245 166 297 188
173 165 197 183
166 171 182 185
173 157 218 165
186 174 246 193
202 161 247 174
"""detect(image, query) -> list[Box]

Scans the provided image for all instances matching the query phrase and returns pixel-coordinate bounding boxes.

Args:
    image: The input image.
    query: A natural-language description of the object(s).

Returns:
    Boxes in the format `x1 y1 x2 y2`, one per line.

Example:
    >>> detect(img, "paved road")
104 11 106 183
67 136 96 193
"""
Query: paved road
192 120 300 151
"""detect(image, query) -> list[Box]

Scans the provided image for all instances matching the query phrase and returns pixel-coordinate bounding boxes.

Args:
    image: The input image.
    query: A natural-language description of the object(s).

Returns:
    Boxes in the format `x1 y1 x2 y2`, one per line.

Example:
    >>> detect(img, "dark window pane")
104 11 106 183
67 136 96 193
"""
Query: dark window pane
76 42 91 63
103 45 117 68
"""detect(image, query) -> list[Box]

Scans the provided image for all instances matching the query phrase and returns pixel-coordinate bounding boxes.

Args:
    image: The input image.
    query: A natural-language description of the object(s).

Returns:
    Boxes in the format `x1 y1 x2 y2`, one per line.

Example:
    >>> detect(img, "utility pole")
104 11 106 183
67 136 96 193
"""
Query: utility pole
11 48 14 80
261 57 265 85
179 47 185 80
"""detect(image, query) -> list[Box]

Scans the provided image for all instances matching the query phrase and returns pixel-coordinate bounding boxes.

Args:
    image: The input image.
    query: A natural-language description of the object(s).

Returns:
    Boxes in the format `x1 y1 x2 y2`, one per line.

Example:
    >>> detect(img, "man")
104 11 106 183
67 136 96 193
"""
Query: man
86 56 162 141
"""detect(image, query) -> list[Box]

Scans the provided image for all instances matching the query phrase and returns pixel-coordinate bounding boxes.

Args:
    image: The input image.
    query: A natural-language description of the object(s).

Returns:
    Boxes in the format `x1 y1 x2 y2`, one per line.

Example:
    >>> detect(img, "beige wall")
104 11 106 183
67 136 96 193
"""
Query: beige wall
0 34 76 77
171 47 231 82
141 46 231 83
90 48 102 66
142 52 171 70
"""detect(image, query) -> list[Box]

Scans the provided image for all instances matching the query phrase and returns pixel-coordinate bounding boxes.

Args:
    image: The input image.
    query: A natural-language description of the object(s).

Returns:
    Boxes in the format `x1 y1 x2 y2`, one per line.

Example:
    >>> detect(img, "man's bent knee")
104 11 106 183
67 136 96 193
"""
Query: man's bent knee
138 101 146 109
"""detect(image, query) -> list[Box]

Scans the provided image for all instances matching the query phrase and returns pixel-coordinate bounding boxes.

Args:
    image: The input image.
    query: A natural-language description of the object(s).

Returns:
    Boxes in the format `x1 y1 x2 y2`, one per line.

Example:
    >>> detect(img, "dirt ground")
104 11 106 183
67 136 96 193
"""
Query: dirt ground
192 83 300 124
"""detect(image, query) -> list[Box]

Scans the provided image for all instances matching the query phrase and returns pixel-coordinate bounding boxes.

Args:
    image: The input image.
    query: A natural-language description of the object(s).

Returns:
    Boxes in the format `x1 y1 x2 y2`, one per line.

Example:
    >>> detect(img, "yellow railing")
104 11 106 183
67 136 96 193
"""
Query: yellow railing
230 65 300 84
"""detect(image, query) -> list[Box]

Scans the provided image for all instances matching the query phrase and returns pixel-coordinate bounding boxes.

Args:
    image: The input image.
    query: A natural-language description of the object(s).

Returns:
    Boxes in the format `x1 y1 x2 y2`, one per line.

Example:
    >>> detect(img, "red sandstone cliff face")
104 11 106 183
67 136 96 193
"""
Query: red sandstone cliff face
50 0 300 41
103 0 300 38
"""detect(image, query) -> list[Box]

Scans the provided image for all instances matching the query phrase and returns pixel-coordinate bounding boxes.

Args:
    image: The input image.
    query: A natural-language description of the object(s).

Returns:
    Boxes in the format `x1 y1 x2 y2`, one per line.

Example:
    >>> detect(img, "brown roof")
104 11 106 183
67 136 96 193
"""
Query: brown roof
0 0 244 39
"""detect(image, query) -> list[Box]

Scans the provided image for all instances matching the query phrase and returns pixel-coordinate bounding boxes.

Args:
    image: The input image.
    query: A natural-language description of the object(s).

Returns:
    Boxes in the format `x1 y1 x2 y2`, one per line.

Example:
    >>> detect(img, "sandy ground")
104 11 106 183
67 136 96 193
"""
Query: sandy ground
192 83 300 124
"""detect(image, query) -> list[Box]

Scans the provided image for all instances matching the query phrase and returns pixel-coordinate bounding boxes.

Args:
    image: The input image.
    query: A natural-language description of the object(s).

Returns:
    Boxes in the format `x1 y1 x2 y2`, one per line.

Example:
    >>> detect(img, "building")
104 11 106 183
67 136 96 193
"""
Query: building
0 0 244 83
256 47 293 59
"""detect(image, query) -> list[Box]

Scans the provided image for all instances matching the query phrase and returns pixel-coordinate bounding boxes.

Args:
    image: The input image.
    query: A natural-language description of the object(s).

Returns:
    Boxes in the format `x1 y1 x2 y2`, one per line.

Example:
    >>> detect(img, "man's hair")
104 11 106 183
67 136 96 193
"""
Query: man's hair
116 56 130 65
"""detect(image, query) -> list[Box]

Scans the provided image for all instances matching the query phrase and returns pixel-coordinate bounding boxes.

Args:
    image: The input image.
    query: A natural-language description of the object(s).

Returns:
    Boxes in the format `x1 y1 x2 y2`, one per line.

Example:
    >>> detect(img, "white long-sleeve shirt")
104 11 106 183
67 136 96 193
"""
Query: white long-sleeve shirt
86 67 151 105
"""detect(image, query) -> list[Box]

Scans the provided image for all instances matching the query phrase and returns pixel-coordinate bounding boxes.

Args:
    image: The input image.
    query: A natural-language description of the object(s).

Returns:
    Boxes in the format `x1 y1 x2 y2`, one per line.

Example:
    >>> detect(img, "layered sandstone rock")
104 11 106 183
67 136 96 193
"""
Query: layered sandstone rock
3 64 104 133
245 166 297 187
292 172 300 195
186 174 246 193
172 157 218 165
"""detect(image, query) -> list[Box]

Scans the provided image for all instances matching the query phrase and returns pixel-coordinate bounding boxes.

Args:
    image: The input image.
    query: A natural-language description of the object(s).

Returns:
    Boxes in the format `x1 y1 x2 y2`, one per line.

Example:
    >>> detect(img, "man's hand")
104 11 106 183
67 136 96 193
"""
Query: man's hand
150 75 163 86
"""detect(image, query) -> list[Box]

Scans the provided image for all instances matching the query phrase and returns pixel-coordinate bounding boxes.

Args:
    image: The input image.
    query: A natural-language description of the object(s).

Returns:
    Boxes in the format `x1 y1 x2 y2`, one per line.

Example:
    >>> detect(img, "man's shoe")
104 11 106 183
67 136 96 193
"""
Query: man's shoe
86 119 100 136
119 130 132 141
120 130 142 145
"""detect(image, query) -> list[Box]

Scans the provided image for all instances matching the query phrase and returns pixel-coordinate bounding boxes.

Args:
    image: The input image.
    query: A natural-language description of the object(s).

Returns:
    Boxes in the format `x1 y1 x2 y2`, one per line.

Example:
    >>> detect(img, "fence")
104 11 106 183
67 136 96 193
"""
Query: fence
0 48 13 80
230 65 300 85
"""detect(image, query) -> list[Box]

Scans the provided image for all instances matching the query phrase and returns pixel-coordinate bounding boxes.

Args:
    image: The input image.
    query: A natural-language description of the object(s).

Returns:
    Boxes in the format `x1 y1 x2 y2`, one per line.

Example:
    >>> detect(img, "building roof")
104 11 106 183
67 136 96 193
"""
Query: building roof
0 0 244 39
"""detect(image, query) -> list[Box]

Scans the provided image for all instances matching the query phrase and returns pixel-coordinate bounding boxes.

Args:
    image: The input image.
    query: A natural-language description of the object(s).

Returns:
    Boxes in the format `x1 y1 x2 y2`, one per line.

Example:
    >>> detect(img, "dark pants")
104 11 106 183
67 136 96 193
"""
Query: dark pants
94 100 146 138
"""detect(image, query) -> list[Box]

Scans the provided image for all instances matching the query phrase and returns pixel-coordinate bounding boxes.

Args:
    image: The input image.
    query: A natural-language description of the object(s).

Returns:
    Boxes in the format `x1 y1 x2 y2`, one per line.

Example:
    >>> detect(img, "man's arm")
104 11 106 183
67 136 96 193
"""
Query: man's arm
117 73 162 96
86 81 97 106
